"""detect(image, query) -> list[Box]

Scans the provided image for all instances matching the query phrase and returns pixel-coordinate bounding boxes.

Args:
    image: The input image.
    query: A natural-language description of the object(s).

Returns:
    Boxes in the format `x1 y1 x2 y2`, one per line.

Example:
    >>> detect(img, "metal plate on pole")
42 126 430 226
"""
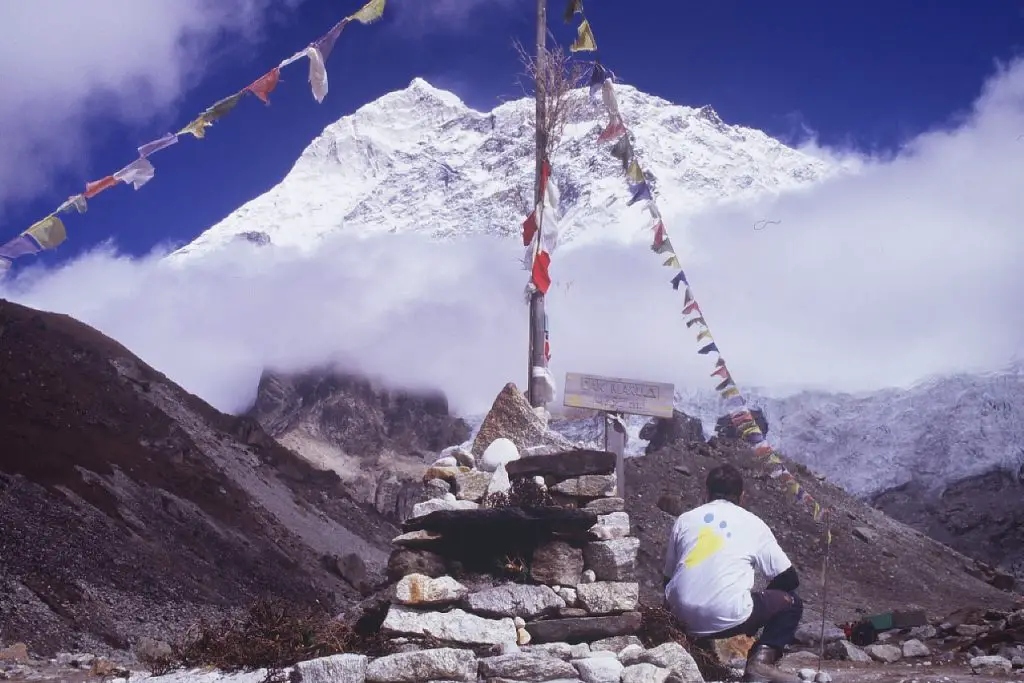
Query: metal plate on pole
563 372 675 419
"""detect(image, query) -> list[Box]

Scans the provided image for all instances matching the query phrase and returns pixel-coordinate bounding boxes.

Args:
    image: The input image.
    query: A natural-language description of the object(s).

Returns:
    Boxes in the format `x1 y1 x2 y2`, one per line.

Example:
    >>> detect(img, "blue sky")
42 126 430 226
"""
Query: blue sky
0 0 1021 269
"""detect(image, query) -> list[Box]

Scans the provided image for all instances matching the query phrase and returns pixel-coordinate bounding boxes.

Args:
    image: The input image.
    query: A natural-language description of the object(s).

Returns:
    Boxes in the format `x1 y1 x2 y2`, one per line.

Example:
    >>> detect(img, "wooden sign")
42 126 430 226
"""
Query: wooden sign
563 372 675 419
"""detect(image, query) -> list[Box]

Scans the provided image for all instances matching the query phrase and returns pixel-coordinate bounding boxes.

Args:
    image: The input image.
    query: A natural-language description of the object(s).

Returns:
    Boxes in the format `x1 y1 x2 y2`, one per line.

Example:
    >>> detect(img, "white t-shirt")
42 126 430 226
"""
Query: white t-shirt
663 499 792 635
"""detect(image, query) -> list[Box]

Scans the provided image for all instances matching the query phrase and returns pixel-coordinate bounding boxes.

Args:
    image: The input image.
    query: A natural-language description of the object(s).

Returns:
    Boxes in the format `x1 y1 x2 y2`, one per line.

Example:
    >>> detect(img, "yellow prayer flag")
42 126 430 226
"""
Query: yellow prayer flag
696 329 713 342
178 115 213 139
767 453 783 464
741 425 760 438
721 386 740 399
786 480 800 496
24 215 67 250
350 0 386 24
571 19 597 52
663 255 680 268
627 160 644 184
813 502 821 520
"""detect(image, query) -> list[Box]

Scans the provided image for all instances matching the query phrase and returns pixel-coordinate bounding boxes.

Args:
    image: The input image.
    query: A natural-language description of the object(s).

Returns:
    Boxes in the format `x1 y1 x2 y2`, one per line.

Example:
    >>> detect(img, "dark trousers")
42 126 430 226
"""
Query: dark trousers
708 590 803 653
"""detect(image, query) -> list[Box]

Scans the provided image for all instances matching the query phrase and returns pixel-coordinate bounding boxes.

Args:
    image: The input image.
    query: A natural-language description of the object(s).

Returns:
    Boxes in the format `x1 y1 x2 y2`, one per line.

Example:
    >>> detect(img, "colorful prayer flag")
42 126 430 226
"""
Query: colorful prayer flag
0 235 40 260
316 19 349 61
682 301 700 315
698 329 715 343
564 0 583 22
610 136 632 167
85 176 117 199
532 250 552 294
627 182 652 206
711 365 729 379
664 255 680 268
114 157 155 190
248 68 281 104
686 316 705 328
598 118 626 143
571 19 597 52
715 377 733 392
350 0 386 24
627 160 644 184
522 209 539 246
24 215 66 249
671 271 688 290
56 195 88 215
698 342 719 355
138 133 177 158
589 63 611 97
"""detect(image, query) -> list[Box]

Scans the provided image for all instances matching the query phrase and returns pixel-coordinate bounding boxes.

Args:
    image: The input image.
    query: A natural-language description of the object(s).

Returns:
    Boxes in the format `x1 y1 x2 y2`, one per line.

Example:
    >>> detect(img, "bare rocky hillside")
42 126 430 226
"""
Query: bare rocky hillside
0 300 398 655
624 418 1019 625
246 369 471 522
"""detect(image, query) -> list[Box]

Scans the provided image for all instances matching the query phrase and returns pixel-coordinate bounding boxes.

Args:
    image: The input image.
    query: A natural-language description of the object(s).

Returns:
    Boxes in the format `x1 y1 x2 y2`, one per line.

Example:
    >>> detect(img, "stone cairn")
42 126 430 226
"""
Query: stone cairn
331 444 707 683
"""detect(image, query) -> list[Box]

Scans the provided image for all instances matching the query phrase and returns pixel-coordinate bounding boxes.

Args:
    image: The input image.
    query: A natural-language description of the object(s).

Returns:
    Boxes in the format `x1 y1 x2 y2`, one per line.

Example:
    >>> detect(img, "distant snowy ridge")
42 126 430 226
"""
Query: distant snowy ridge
537 360 1024 499
170 77 835 260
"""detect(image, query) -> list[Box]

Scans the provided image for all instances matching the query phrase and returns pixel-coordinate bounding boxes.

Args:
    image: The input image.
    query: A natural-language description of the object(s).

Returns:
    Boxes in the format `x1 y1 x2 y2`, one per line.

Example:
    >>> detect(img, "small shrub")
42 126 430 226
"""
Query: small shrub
637 605 734 681
161 599 391 675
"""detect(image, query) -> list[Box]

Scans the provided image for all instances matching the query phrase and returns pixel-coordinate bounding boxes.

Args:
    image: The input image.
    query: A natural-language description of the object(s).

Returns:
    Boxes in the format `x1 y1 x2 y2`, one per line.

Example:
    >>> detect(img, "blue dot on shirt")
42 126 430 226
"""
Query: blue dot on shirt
704 513 714 523
719 521 727 529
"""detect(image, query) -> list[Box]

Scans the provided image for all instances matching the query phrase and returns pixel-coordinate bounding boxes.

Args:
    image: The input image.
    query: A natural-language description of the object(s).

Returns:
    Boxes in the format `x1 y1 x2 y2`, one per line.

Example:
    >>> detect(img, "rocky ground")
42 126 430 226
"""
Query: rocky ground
0 300 398 656
623 412 1018 624
873 470 1024 586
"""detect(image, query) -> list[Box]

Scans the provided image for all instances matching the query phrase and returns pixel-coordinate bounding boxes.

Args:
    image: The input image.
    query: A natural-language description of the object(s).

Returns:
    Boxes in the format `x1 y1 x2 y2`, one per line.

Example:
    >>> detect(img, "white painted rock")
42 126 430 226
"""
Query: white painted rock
393 574 468 606
481 438 520 472
432 455 458 468
485 463 512 499
411 497 478 518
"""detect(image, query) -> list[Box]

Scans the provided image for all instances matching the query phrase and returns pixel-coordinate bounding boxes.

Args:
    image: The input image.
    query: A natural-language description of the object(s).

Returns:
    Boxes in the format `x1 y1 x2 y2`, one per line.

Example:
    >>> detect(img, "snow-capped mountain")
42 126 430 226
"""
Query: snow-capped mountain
540 361 1024 499
171 77 834 259
172 76 1021 539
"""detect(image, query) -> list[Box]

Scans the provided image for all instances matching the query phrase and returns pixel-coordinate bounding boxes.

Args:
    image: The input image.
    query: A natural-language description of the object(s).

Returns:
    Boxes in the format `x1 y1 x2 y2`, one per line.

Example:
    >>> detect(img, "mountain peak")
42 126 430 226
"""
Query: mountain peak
170 79 836 260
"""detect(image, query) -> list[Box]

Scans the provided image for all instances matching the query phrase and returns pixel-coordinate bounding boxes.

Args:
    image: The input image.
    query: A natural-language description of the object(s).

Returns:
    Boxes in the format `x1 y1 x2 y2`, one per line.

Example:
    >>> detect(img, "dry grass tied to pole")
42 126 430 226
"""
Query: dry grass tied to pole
514 40 589 159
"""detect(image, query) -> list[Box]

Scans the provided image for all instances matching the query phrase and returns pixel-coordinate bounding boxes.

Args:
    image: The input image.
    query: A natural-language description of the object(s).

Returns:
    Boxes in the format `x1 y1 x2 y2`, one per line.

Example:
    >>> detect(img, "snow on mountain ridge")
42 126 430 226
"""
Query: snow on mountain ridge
170 77 836 260
539 362 1024 500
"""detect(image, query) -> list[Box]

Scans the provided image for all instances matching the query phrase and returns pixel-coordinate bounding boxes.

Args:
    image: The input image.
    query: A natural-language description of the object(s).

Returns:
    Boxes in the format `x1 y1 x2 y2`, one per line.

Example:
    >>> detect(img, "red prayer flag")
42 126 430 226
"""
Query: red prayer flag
522 210 538 246
532 250 552 295
248 68 281 104
84 176 117 199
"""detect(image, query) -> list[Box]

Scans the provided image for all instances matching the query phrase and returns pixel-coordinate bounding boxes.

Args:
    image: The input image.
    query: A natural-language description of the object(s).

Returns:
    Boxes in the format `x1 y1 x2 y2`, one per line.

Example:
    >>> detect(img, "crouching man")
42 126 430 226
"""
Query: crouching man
663 464 803 683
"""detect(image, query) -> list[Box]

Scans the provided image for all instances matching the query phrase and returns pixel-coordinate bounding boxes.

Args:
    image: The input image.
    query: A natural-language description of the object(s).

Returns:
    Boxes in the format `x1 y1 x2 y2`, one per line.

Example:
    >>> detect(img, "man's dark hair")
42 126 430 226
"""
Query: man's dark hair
706 463 744 503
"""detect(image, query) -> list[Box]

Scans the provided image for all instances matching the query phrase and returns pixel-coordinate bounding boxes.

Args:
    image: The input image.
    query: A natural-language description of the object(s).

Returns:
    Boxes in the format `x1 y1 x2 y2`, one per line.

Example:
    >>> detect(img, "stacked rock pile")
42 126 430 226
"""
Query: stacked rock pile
362 447 707 682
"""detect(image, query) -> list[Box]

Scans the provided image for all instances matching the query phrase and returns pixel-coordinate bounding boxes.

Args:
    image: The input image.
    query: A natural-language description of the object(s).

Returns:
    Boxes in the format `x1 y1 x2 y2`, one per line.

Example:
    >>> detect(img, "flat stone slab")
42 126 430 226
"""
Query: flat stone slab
524 612 642 644
464 583 565 619
365 648 477 683
382 606 517 647
403 507 598 536
505 450 616 479
478 653 579 681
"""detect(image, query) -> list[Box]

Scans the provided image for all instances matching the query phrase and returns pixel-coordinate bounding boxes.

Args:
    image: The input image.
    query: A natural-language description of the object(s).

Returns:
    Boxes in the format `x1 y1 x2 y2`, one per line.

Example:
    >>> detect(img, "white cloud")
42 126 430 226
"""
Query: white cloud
0 0 302 210
2 60 1024 419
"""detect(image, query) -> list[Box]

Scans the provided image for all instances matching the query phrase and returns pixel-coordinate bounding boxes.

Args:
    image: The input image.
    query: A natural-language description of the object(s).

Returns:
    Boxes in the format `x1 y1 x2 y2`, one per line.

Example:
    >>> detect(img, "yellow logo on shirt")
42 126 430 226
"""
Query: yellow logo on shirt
683 513 731 569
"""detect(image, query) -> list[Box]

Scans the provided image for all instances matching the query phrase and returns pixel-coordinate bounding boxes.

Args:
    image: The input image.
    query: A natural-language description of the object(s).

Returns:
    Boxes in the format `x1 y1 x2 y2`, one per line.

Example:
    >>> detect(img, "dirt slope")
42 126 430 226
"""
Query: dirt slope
626 437 1019 625
0 300 398 655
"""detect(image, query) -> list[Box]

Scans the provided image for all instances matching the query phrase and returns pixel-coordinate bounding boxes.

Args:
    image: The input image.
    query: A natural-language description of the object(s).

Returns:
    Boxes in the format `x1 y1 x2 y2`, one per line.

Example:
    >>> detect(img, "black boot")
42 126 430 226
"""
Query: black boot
742 644 801 683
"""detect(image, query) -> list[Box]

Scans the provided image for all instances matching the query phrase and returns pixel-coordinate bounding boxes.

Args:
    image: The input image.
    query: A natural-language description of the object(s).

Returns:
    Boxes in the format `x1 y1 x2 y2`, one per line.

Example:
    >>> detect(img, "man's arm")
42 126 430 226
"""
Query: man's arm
755 524 797 590
766 565 799 592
